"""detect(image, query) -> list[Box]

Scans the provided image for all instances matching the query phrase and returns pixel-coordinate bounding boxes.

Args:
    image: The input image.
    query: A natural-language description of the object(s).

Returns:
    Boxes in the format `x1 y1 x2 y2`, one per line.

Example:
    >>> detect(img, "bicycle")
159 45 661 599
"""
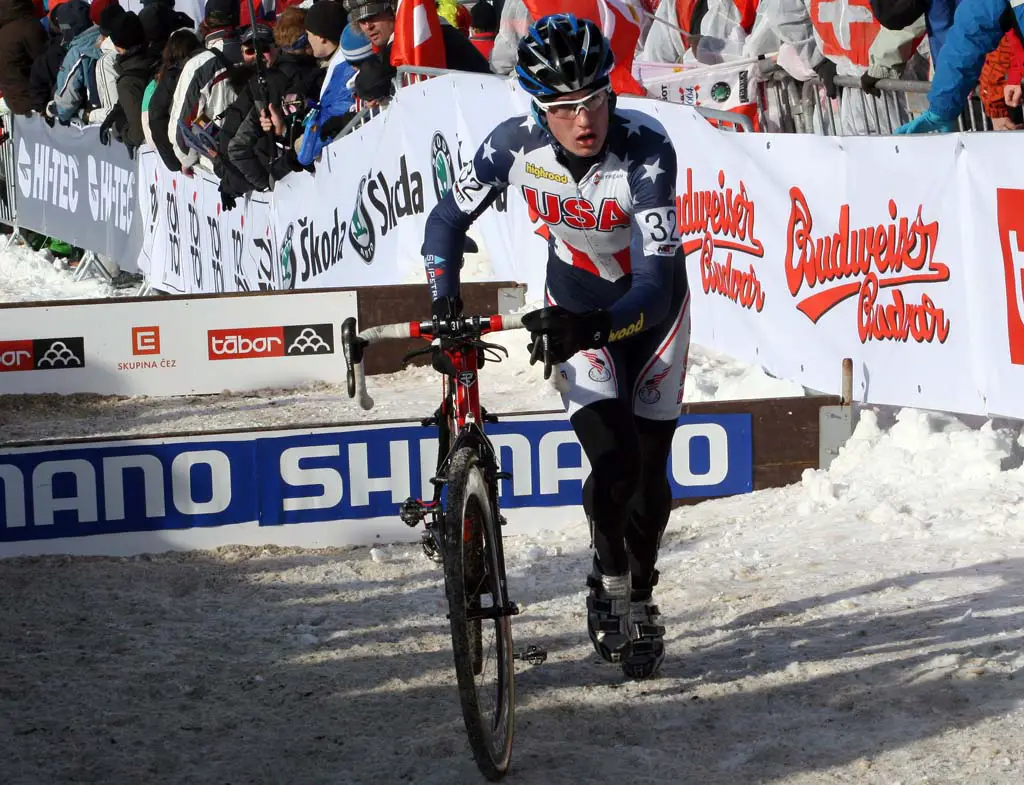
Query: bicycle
341 311 547 781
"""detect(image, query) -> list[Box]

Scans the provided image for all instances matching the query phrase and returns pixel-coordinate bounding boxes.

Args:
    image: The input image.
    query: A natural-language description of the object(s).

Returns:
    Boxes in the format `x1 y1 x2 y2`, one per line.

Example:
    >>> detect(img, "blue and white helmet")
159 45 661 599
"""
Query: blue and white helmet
515 14 615 99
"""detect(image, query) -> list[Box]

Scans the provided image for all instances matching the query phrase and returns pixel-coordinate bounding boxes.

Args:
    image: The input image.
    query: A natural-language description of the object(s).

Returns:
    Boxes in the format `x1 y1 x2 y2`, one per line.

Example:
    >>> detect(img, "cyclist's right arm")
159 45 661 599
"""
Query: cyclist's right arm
422 118 518 303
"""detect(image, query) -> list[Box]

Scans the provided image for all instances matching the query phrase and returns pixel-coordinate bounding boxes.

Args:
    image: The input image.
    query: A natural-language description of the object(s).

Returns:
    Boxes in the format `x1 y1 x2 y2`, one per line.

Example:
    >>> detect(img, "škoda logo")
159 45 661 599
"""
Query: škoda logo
785 188 950 344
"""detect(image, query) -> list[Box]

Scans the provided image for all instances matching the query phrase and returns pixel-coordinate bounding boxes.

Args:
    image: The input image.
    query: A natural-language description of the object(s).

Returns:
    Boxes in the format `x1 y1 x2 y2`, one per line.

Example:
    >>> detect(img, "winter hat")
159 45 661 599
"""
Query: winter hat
345 0 393 22
203 0 239 28
53 0 91 44
88 0 120 27
110 10 147 50
355 54 393 101
340 22 372 63
469 1 497 32
138 4 188 45
98 2 127 35
240 23 275 47
304 1 347 42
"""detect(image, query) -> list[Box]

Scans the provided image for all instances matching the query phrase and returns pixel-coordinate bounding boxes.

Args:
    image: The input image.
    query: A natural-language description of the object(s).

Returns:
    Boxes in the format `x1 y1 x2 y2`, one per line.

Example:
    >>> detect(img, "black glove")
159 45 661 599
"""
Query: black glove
814 58 839 99
221 189 238 211
861 72 882 97
318 114 347 142
431 295 463 324
125 143 138 161
98 113 116 146
521 306 611 376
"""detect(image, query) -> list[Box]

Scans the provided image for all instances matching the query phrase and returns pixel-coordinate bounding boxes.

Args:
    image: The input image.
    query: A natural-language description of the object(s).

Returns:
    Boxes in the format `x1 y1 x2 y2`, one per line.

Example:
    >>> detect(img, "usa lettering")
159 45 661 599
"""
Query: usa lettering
523 187 630 231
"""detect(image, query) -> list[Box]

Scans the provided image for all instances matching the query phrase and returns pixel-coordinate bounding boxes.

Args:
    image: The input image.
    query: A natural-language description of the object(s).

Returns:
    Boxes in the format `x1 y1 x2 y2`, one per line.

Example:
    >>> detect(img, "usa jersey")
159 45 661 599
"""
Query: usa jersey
422 108 687 339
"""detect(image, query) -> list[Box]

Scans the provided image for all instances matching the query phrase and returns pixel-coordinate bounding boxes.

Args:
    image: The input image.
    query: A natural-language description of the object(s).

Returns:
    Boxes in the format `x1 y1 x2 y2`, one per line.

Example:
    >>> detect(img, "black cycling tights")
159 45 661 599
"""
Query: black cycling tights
571 398 677 595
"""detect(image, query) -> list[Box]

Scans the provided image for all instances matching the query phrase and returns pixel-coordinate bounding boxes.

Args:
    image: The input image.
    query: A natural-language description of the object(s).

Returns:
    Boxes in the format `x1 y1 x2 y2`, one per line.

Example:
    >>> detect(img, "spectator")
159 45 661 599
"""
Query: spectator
1005 28 1024 108
489 0 528 74
28 3 73 114
168 0 243 172
468 0 496 61
295 0 354 166
347 0 490 73
105 10 158 149
338 21 373 94
354 50 392 108
436 0 470 35
139 2 194 59
148 27 201 170
978 31 1023 128
895 0 1024 133
226 6 320 196
52 0 109 124
0 0 49 115
84 4 128 125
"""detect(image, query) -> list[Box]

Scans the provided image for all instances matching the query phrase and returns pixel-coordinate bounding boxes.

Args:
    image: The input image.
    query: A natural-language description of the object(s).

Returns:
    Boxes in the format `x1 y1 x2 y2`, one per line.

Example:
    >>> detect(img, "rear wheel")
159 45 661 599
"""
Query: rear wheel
443 446 515 781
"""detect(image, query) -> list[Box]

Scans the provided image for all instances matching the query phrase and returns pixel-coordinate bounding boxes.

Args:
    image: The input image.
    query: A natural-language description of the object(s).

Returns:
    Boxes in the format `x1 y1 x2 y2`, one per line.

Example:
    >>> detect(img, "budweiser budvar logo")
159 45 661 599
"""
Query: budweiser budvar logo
785 187 950 344
678 169 765 312
996 188 1024 365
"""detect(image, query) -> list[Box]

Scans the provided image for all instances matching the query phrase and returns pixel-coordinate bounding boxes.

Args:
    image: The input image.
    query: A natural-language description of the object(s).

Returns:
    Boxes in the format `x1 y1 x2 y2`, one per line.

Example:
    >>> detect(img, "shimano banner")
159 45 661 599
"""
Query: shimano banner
12 114 141 268
0 414 752 554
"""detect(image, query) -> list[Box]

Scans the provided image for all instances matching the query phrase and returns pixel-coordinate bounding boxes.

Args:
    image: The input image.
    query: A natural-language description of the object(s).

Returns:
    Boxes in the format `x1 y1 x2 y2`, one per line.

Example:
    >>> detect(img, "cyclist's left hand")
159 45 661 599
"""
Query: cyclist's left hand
522 306 610 370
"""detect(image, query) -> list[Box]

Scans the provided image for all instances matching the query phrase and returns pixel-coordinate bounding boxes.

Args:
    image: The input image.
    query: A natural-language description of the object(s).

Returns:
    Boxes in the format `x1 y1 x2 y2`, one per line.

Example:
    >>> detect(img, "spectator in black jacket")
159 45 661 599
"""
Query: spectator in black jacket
346 0 489 74
103 11 158 150
29 8 67 115
224 6 321 199
148 28 202 172
0 0 47 116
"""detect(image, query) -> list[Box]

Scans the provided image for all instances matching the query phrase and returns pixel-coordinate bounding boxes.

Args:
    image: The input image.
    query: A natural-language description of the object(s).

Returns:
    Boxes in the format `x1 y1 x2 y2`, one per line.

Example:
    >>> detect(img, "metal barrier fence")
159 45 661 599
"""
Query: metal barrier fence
0 111 18 228
757 63 993 136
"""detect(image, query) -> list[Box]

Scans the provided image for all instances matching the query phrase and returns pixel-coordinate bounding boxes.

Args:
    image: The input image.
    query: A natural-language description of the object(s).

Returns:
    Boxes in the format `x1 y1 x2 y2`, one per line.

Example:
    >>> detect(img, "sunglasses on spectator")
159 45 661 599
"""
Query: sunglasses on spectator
533 85 612 119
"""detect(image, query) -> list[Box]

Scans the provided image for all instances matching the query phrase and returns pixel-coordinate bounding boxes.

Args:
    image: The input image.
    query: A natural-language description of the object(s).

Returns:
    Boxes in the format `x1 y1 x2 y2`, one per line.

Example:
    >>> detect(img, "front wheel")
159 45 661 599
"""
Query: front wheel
443 446 515 780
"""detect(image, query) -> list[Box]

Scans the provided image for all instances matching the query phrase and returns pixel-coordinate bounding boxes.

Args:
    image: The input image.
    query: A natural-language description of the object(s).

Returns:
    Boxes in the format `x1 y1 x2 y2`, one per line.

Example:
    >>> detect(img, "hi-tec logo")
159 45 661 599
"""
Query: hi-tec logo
525 163 569 184
17 138 79 211
0 337 85 372
207 325 334 360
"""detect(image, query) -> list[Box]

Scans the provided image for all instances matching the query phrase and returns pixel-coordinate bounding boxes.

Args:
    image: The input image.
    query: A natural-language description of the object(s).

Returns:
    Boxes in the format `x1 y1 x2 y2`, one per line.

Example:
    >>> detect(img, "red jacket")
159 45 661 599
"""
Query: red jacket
470 32 495 62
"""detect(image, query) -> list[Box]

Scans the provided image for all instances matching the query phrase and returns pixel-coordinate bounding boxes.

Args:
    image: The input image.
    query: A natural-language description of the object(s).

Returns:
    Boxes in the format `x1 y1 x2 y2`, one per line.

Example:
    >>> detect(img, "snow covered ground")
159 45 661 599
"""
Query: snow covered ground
4 250 1024 784
0 243 115 303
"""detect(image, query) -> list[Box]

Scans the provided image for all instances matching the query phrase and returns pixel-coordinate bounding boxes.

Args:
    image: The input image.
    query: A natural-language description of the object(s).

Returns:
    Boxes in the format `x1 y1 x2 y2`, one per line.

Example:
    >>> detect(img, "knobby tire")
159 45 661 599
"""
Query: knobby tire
443 446 515 781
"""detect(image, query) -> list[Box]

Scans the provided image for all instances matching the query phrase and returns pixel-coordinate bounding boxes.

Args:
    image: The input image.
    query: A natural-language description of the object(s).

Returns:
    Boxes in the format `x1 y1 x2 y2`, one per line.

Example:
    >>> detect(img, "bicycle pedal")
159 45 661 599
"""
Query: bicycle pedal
513 645 548 666
400 497 437 527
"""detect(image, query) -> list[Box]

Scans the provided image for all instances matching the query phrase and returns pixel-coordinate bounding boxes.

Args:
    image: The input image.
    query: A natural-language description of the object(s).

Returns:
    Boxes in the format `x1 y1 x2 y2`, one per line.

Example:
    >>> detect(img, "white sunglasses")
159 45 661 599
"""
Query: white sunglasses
533 86 612 119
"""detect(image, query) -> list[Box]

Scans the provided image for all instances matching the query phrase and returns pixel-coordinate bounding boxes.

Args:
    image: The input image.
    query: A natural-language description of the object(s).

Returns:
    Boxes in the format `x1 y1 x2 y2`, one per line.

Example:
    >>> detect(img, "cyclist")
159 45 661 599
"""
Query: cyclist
421 13 690 680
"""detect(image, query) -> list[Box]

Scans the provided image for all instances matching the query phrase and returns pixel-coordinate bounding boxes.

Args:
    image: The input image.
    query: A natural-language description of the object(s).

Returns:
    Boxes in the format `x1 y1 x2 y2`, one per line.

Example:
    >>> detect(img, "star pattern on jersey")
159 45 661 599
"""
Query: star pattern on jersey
620 114 645 139
482 138 496 163
509 146 529 172
520 113 538 133
642 158 665 184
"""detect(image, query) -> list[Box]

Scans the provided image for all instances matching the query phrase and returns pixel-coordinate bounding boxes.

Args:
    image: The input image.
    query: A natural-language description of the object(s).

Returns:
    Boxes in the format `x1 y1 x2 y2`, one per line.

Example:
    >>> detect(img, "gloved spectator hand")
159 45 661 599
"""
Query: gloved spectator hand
861 73 882 97
42 101 57 127
318 114 347 142
98 112 117 146
814 58 839 99
522 305 611 375
125 144 138 161
221 189 237 211
894 109 957 135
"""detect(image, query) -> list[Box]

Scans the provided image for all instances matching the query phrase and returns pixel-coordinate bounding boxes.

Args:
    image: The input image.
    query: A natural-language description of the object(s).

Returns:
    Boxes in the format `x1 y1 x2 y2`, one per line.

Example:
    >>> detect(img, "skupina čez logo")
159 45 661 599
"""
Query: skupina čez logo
348 174 376 265
431 132 454 202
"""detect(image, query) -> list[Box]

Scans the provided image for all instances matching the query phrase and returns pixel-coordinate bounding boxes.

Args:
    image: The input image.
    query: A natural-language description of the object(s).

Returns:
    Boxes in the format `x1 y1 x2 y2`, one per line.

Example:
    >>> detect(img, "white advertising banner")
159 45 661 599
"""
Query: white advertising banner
126 73 1024 420
0 290 356 397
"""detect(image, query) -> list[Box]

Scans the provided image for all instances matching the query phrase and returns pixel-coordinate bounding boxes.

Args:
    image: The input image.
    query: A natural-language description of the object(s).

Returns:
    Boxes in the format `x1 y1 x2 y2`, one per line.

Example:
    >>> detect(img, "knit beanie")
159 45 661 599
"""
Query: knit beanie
110 10 147 50
355 54 393 102
203 0 239 28
340 22 372 63
470 1 497 32
89 0 120 27
304 1 347 42
98 2 127 34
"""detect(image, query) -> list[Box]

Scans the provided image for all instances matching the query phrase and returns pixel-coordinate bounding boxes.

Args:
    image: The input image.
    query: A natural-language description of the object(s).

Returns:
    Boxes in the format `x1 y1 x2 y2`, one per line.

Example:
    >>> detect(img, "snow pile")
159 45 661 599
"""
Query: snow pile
0 243 114 303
